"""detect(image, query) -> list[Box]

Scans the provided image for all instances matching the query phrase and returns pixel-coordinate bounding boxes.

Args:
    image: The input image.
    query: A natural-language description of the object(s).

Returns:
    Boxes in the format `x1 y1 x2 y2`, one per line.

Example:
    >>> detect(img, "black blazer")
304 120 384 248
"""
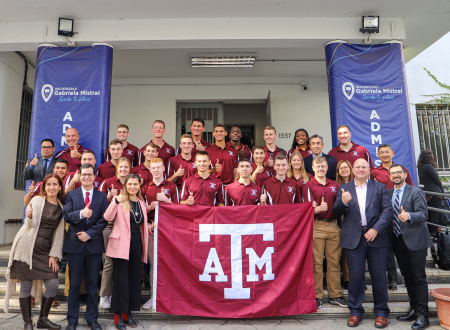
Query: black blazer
418 163 444 194
333 179 393 249
23 157 56 183
62 188 108 255
388 184 433 251
304 153 337 181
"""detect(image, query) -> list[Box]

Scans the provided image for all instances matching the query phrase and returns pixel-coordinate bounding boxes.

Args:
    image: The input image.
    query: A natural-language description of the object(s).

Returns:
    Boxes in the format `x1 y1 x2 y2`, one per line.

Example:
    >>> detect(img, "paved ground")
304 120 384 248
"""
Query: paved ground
0 315 444 330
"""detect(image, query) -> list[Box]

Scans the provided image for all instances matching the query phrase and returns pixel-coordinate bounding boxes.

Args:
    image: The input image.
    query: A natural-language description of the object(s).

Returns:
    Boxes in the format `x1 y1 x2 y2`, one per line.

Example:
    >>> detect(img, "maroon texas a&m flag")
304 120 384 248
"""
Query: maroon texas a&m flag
153 203 316 318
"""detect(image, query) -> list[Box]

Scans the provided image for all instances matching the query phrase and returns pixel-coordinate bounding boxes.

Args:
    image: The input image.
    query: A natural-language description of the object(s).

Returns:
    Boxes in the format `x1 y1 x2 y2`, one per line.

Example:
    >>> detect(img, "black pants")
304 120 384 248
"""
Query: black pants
66 247 102 324
427 196 441 234
110 235 143 314
387 247 398 283
393 234 429 316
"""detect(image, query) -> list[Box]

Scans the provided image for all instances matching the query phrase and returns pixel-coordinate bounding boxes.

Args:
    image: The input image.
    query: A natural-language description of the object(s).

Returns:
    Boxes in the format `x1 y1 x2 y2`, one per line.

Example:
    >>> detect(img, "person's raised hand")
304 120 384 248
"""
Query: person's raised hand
196 143 205 151
70 146 81 159
187 192 195 205
175 165 185 177
81 202 93 219
341 188 352 204
319 197 328 212
264 156 274 168
28 181 35 194
238 149 248 158
398 206 410 222
260 190 267 205
214 159 222 173
25 203 33 219
70 170 80 185
157 188 169 202
110 184 118 197
116 193 126 203
30 153 39 166
254 161 264 174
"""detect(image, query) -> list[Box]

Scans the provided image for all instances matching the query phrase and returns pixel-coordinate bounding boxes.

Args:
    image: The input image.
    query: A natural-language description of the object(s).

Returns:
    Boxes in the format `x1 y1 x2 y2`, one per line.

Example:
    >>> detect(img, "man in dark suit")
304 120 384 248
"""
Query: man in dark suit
389 164 432 330
333 158 393 328
62 163 108 330
304 134 337 181
23 138 57 183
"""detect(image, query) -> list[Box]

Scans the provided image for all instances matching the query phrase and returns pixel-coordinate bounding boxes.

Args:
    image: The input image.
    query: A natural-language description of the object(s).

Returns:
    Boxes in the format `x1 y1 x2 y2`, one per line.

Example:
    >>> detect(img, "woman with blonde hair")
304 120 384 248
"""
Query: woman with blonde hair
335 159 354 289
287 151 313 186
104 174 153 330
4 173 66 330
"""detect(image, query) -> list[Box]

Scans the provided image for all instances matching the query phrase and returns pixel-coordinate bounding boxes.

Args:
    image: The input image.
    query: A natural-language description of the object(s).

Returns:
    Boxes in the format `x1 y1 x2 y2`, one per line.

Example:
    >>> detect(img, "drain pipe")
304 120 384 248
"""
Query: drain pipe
15 51 35 87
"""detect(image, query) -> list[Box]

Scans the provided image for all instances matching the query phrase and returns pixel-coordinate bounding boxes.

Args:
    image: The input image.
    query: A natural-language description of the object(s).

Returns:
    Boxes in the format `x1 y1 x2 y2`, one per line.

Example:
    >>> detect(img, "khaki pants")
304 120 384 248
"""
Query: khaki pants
140 232 155 296
313 220 342 299
341 248 349 282
99 225 113 297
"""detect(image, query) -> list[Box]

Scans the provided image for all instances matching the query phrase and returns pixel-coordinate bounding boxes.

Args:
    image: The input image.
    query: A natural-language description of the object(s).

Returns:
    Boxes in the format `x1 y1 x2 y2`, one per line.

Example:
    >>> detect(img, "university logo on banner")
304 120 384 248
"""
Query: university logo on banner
342 82 354 100
154 203 316 318
41 84 53 102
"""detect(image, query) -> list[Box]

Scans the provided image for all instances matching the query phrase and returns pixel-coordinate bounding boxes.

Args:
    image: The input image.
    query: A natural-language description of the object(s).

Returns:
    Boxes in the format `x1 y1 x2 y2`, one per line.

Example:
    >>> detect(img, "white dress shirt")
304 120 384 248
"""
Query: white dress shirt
354 179 368 226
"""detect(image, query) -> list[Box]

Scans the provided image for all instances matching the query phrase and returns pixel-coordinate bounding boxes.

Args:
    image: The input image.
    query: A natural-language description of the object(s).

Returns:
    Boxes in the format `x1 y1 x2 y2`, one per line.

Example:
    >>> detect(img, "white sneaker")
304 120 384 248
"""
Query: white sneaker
142 298 153 310
99 296 111 309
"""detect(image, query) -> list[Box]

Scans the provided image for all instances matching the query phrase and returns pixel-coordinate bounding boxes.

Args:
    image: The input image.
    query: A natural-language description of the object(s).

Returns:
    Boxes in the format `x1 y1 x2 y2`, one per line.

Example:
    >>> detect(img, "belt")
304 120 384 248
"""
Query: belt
314 218 337 222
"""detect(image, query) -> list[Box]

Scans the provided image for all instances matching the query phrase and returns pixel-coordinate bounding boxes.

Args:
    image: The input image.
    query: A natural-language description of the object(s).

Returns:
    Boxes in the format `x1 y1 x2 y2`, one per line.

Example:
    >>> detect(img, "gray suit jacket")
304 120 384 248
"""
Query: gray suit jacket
389 184 433 251
23 157 56 183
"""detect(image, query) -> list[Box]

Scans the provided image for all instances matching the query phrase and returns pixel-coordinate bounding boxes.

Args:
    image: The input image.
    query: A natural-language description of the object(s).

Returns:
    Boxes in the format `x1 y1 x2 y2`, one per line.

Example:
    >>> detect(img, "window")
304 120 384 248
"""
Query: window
14 86 33 190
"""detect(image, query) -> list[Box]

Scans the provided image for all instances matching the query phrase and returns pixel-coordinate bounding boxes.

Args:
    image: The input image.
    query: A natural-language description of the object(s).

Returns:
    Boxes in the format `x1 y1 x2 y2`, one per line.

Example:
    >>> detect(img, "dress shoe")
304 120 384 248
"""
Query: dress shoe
412 315 430 330
397 308 416 321
374 316 388 328
388 281 398 290
114 315 126 330
122 313 137 327
347 315 362 327
87 320 102 330
65 324 77 330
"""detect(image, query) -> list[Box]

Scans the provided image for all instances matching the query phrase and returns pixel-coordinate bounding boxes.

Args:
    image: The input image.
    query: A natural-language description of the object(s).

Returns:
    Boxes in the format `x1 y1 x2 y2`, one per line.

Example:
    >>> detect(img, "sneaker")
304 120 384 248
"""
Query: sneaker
316 298 322 309
329 297 349 308
99 295 111 309
142 298 153 310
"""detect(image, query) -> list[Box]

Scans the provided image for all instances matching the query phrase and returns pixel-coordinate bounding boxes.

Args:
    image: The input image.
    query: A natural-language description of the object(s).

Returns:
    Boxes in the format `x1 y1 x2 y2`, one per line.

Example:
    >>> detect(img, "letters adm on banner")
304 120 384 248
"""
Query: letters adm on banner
198 223 275 299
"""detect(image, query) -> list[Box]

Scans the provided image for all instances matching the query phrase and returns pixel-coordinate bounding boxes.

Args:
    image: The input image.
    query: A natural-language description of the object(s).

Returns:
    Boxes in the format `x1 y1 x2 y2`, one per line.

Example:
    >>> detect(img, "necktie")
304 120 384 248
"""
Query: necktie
43 159 48 176
85 192 90 207
393 190 402 237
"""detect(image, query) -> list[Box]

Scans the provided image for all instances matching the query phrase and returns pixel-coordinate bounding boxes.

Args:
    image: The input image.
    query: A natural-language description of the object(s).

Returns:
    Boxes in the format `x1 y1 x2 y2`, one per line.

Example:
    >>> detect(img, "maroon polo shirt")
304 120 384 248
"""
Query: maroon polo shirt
131 164 153 186
263 145 287 175
31 182 43 198
142 179 179 222
176 138 212 156
54 144 92 173
96 161 116 181
371 165 414 190
167 154 198 189
290 172 314 200
181 173 225 206
99 176 124 200
328 141 374 169
226 142 253 162
224 180 262 206
64 171 103 190
288 146 313 159
206 144 239 184
139 140 175 167
251 162 272 187
302 177 339 219
105 142 139 167
262 176 301 205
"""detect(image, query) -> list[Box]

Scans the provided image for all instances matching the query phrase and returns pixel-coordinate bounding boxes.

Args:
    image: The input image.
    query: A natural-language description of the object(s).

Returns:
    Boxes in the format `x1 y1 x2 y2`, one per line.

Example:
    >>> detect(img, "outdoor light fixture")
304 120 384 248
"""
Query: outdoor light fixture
190 53 257 68
58 18 74 37
360 16 379 34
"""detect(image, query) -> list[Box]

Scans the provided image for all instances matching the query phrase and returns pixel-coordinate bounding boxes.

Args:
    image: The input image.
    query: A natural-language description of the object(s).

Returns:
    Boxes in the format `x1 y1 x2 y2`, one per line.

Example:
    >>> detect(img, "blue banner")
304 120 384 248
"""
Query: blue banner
29 44 113 168
325 41 417 185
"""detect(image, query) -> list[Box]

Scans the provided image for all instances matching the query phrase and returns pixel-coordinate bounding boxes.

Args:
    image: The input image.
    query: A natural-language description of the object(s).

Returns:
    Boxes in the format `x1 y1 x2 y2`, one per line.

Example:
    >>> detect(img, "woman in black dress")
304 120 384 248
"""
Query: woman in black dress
4 173 66 330
417 149 444 234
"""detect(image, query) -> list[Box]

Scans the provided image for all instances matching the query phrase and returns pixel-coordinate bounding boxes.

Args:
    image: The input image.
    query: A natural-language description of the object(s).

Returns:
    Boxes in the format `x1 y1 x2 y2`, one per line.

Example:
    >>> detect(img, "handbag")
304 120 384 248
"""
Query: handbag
438 198 450 226
431 230 450 270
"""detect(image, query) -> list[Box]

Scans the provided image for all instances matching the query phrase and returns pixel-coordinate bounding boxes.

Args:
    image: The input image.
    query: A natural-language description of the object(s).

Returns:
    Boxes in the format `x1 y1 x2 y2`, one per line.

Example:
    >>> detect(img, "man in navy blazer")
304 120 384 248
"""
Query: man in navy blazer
63 163 108 330
333 159 393 328
304 134 337 181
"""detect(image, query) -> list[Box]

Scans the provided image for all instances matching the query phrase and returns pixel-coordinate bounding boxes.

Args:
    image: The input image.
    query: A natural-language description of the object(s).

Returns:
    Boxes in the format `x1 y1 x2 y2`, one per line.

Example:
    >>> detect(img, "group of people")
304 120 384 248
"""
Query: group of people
5 117 439 330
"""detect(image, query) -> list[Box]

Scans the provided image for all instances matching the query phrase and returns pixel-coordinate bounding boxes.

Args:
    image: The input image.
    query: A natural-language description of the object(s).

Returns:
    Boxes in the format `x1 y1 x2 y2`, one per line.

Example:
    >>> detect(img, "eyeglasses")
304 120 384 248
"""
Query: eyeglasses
389 171 404 176
314 165 327 169
41 146 54 149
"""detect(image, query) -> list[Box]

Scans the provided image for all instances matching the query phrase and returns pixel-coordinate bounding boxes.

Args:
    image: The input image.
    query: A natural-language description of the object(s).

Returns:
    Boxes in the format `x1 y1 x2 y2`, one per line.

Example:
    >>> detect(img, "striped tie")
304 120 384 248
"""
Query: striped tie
393 190 402 237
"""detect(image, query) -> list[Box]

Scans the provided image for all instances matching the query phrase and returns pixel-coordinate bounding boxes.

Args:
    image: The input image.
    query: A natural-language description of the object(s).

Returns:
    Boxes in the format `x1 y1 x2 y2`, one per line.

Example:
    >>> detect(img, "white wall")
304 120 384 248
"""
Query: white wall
0 52 35 244
109 77 331 152
405 32 450 160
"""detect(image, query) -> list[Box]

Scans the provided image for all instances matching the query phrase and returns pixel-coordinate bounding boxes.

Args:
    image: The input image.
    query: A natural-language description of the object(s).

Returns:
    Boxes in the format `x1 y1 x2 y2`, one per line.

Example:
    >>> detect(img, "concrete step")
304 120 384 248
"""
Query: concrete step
0 299 437 319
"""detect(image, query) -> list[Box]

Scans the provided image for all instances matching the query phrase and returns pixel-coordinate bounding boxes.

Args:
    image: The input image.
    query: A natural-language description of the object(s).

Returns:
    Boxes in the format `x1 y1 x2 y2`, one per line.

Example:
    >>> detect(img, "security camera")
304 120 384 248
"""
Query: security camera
301 81 308 93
